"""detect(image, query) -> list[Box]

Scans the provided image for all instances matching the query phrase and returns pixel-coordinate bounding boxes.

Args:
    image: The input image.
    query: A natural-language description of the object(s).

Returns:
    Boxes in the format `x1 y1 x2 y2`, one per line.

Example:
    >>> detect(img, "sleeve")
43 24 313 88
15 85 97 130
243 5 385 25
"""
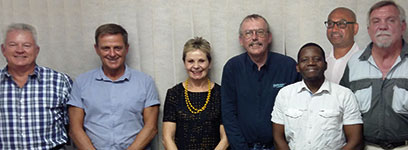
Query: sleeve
271 90 285 125
342 89 363 125
143 76 160 108
163 88 177 122
62 74 73 125
221 62 250 150
67 77 84 109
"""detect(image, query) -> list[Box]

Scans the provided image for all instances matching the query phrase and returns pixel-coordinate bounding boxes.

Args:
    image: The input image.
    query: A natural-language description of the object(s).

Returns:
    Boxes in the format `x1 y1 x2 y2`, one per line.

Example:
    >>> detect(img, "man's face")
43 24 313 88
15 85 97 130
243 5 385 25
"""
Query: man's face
95 34 128 73
326 9 358 49
296 46 327 81
239 18 272 57
1 30 39 69
368 5 407 48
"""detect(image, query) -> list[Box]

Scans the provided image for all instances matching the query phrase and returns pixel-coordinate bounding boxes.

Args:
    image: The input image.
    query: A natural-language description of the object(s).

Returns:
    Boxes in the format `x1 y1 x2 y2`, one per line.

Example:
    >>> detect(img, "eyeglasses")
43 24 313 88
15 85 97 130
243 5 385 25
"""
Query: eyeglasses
324 20 355 29
241 29 268 38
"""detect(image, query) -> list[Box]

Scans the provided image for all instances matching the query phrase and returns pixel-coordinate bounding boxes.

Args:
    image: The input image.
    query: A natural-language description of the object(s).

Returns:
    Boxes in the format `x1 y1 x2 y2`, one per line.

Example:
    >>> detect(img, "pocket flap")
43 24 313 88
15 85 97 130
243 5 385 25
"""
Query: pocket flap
284 108 303 118
318 109 340 117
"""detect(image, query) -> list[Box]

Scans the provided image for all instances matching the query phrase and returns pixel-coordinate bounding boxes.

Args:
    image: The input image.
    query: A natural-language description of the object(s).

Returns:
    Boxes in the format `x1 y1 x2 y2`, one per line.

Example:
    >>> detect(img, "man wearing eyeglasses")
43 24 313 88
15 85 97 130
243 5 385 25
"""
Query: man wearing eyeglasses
324 7 360 84
221 14 301 150
340 1 408 150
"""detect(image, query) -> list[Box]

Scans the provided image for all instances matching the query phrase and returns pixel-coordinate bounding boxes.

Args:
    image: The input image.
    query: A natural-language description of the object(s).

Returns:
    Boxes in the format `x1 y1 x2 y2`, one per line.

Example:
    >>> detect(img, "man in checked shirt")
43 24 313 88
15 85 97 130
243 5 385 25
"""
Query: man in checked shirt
0 23 72 150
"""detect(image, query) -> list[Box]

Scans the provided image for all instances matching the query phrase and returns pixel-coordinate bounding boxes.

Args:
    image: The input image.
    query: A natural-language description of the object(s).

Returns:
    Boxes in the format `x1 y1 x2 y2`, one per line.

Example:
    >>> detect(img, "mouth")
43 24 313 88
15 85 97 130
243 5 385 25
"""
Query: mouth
249 42 262 47
330 33 343 38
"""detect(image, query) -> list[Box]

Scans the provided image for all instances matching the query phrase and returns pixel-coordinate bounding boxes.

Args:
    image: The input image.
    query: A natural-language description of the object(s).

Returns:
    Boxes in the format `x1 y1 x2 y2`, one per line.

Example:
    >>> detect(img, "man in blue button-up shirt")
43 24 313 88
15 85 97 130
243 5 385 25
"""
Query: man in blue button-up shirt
221 14 301 150
68 23 160 150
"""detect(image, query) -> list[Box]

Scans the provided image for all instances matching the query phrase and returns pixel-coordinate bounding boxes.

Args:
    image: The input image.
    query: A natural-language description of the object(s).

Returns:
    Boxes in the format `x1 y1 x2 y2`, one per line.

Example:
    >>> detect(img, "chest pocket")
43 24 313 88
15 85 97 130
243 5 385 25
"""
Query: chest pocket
393 80 408 114
318 109 342 130
350 81 372 113
284 108 303 132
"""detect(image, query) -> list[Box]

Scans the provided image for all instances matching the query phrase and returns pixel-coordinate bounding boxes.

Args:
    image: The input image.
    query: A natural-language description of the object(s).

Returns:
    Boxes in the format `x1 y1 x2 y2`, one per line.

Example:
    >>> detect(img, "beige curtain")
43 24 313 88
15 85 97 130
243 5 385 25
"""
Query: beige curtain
1 0 407 149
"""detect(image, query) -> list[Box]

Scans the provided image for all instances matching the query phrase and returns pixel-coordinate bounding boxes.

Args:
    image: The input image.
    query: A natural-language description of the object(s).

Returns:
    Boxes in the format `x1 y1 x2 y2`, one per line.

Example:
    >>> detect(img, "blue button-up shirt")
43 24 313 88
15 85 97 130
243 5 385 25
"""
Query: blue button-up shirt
68 66 160 150
221 52 301 150
0 65 72 150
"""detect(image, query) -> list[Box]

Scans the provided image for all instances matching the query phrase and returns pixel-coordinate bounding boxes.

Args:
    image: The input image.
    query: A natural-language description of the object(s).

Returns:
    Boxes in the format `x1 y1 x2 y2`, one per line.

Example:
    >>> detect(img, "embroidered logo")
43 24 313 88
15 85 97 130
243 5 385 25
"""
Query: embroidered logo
273 83 285 88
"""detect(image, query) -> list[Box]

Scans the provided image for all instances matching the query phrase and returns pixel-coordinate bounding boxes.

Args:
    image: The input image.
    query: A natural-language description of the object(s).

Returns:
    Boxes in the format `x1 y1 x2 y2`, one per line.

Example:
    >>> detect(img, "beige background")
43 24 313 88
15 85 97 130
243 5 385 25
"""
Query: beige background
1 0 408 149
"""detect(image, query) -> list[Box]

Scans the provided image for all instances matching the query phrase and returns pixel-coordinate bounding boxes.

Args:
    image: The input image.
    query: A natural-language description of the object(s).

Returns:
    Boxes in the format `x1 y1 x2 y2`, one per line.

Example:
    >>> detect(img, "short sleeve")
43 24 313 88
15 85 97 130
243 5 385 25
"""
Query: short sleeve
67 78 84 109
163 88 177 122
143 76 160 108
271 89 286 125
342 89 363 125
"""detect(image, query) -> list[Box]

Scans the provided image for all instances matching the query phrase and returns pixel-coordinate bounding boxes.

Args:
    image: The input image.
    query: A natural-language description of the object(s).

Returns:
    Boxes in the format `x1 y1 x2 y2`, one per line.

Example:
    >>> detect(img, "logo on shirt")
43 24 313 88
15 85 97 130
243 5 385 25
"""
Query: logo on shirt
273 83 286 88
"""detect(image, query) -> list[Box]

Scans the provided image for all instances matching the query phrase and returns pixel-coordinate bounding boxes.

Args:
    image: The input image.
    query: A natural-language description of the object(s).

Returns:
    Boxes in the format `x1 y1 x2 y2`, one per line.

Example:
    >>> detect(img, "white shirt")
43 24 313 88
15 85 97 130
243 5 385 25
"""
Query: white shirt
271 80 362 150
325 43 360 84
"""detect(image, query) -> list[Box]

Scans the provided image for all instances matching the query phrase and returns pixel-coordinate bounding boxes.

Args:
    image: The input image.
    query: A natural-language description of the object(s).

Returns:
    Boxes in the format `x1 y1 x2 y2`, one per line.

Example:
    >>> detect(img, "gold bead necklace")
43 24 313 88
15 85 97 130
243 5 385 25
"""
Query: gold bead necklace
184 79 211 114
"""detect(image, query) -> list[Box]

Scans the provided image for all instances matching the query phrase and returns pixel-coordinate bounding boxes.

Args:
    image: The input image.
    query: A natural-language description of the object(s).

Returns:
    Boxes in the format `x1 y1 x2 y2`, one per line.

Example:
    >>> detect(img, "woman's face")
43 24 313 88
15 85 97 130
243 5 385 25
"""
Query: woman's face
184 49 211 81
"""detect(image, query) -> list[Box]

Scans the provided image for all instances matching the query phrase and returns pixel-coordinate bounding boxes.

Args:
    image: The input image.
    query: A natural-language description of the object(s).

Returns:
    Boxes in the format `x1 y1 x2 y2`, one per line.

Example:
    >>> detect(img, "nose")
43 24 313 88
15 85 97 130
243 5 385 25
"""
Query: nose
378 22 389 31
250 31 259 40
107 49 116 57
331 23 340 32
15 44 25 53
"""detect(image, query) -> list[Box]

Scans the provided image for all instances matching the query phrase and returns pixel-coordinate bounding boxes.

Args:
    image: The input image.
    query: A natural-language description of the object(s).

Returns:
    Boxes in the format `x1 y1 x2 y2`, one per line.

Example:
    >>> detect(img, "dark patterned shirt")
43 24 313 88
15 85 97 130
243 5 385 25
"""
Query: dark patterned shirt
163 83 222 150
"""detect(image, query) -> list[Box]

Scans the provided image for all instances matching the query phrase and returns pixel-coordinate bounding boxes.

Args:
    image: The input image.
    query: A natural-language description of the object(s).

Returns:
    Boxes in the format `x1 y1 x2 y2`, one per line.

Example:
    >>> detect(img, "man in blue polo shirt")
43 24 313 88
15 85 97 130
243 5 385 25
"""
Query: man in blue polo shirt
221 14 301 150
68 23 160 150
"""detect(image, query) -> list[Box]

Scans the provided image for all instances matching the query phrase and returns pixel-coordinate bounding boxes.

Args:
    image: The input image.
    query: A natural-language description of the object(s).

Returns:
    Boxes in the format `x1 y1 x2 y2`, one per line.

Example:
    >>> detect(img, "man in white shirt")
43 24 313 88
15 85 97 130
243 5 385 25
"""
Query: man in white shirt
324 7 360 83
271 43 363 150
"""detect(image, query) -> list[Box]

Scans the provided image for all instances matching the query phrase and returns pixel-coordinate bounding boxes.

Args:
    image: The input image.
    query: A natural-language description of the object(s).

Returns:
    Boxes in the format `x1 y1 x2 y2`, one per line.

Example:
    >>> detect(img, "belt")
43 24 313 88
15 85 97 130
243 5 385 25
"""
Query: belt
248 142 274 148
51 144 65 150
366 140 408 149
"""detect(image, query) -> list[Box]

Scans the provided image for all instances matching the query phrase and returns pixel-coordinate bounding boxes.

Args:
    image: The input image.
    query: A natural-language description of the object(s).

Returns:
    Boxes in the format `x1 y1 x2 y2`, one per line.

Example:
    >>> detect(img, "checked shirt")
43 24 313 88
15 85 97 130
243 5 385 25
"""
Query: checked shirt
0 65 72 150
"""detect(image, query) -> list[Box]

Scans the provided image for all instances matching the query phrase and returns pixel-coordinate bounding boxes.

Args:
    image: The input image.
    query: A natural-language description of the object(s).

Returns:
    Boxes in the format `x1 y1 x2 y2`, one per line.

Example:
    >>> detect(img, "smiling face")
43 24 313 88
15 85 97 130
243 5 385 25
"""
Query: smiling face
239 18 272 58
95 34 128 74
368 5 406 48
184 49 211 81
1 30 39 70
326 8 358 49
296 45 327 82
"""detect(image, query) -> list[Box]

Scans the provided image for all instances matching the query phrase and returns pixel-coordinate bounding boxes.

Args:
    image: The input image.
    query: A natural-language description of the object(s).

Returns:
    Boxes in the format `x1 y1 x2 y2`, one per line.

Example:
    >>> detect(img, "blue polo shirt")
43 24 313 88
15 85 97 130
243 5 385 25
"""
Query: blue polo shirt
221 52 301 149
68 65 160 150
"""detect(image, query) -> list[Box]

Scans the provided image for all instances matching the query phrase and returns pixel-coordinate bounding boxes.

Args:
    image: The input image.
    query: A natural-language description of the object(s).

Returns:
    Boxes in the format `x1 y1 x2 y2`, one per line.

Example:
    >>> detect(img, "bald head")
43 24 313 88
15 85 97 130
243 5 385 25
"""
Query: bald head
326 7 359 50
328 7 356 22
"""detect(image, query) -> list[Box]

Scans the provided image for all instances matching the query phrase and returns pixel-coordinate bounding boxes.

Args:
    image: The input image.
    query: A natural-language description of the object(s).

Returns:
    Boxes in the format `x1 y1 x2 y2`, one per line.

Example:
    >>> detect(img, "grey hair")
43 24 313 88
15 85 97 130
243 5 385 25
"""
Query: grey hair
367 0 406 27
3 23 38 44
238 14 270 36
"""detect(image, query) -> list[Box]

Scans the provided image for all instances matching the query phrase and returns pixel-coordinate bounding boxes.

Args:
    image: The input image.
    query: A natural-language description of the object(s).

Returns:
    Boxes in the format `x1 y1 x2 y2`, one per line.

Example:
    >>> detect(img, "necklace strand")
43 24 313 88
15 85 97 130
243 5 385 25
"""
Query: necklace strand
184 79 211 114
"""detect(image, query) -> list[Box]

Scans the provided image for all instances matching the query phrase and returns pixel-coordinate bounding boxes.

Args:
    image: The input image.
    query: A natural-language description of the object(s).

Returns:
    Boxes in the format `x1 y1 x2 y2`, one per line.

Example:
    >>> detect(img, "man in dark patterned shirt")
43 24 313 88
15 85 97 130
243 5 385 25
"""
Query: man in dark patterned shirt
0 23 72 150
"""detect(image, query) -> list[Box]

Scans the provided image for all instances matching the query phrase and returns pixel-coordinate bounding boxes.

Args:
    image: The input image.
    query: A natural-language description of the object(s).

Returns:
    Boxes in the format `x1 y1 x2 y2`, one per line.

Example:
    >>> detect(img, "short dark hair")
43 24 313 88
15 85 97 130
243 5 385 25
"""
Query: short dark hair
297 42 326 62
95 23 128 46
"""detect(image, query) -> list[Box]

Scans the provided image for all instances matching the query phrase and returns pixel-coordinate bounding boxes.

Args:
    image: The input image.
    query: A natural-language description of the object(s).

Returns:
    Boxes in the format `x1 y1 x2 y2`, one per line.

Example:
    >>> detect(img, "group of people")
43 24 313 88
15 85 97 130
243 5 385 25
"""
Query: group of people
0 0 407 150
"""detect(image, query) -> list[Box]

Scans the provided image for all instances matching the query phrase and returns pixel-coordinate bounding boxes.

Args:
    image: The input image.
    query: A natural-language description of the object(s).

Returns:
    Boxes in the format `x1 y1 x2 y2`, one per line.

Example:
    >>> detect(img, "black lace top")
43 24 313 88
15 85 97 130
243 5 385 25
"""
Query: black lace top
163 83 222 150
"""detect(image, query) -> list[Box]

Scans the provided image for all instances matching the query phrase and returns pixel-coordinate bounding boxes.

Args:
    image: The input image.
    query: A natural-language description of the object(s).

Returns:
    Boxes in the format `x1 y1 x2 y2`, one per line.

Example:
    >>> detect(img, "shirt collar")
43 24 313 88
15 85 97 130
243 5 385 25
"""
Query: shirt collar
297 79 331 95
359 39 408 61
0 65 40 81
96 65 131 82
245 51 271 70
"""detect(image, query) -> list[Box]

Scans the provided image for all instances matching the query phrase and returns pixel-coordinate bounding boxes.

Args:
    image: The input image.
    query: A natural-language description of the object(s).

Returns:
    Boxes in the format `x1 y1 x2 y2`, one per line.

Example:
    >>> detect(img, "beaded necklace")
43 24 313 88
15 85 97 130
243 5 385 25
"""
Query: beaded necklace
184 79 211 114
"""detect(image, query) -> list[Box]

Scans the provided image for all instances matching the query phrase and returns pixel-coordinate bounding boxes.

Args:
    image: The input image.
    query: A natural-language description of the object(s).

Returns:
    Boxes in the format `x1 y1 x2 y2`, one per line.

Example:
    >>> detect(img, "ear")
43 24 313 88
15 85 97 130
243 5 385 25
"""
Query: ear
94 44 100 55
296 64 300 73
267 32 272 44
1 44 5 57
402 21 407 33
353 23 359 35
124 44 129 55
239 35 244 46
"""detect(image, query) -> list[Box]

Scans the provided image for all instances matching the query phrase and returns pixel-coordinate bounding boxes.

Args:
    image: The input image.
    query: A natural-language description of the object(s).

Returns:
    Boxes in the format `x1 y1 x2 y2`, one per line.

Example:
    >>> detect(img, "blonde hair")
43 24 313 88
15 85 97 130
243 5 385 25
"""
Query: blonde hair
182 37 212 62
